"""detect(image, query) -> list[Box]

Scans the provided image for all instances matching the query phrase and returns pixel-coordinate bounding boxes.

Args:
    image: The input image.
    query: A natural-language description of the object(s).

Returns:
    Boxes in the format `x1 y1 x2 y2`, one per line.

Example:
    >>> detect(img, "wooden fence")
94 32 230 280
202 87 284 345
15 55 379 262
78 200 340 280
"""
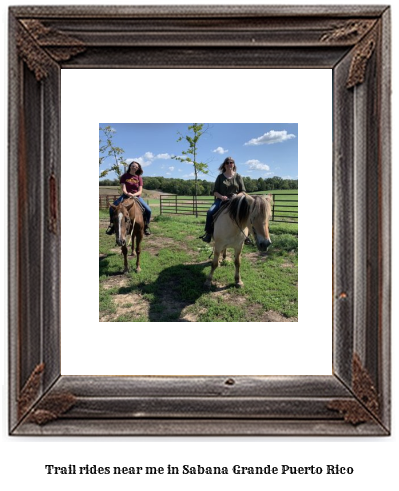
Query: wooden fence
99 195 119 209
160 193 298 223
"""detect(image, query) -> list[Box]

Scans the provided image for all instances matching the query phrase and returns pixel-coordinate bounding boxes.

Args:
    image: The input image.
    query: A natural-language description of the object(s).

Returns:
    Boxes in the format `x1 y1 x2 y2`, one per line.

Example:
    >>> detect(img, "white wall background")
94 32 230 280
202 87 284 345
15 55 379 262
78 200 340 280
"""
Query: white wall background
61 68 332 376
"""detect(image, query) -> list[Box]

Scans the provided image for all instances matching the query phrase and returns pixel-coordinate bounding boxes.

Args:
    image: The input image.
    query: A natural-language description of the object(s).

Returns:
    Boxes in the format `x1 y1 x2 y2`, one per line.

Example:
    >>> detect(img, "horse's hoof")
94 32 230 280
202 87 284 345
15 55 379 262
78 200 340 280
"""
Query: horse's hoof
136 267 141 273
235 281 244 288
123 269 129 274
204 281 211 289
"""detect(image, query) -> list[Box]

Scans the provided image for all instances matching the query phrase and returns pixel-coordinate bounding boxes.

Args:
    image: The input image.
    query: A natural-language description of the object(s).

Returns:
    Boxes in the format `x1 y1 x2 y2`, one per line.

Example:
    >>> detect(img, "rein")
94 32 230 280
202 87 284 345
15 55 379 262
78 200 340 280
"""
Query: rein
125 198 137 247
127 217 136 247
116 198 137 247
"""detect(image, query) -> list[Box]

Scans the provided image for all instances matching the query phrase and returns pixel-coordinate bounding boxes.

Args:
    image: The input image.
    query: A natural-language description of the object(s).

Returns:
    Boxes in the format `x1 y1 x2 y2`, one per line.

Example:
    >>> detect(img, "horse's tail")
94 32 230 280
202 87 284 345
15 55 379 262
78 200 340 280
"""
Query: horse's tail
228 194 251 228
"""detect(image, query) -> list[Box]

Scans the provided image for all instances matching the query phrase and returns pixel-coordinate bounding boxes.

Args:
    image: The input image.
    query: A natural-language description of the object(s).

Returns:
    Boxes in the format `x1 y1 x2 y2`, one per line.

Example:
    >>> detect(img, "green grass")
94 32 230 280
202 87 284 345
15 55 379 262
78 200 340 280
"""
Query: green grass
99 212 298 322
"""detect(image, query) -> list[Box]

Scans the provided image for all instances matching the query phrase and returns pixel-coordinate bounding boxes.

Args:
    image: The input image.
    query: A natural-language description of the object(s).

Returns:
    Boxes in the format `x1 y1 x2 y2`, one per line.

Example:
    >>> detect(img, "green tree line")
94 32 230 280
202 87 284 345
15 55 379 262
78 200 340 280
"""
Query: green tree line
100 176 298 195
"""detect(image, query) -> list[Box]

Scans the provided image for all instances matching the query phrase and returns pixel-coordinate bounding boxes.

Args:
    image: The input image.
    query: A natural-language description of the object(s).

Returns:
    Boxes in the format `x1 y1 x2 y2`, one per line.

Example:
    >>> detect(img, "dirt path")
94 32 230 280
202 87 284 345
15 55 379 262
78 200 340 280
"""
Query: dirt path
100 233 297 322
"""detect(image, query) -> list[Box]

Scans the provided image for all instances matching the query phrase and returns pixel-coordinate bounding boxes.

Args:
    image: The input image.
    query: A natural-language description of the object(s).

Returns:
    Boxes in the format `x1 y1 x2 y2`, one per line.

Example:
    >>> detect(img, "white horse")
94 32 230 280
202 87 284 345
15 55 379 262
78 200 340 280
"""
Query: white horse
204 193 272 288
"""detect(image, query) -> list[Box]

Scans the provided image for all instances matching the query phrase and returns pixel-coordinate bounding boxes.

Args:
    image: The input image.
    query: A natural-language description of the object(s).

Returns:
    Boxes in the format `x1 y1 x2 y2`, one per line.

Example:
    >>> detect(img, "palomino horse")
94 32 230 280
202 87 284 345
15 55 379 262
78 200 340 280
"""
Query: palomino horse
110 198 144 273
205 193 272 288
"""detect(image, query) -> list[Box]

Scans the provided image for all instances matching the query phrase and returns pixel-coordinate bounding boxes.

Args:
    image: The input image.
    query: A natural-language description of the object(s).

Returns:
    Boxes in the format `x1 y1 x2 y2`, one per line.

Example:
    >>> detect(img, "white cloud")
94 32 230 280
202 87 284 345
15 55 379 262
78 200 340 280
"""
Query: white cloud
168 166 175 172
130 157 152 167
126 151 171 168
245 159 270 171
245 130 296 146
213 146 228 154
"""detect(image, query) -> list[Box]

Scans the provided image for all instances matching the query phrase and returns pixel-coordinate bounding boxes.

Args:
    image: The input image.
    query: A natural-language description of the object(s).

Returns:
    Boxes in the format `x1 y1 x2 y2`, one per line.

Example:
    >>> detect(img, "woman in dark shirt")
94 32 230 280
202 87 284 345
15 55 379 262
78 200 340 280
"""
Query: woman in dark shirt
106 161 152 236
202 157 246 242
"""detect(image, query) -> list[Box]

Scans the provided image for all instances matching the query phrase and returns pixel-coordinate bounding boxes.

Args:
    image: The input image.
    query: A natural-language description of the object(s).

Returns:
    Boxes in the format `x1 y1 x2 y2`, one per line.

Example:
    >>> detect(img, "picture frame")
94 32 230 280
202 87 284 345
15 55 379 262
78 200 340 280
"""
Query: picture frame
9 5 391 436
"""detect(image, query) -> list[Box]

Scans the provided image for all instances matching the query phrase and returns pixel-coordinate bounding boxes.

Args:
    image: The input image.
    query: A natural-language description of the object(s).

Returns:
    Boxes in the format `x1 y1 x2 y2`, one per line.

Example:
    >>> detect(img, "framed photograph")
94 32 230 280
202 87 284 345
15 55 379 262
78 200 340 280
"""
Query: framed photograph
9 5 391 435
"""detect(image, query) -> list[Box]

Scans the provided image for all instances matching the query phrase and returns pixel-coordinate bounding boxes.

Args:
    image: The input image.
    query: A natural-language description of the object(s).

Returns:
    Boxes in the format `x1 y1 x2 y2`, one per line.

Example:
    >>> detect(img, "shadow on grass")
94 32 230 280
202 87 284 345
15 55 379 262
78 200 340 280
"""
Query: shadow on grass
108 261 212 322
146 261 212 322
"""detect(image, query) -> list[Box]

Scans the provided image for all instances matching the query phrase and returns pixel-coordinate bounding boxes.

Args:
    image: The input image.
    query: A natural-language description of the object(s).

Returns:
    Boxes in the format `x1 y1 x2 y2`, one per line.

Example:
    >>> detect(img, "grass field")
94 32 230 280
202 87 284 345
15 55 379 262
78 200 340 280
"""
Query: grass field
99 208 298 323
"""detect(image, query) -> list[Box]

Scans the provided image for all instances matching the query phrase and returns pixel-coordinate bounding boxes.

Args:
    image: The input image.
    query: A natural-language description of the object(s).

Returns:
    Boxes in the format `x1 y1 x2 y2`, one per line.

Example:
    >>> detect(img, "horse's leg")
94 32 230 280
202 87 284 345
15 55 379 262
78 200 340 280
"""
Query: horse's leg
204 246 222 288
219 248 227 265
122 245 129 273
130 229 136 257
135 230 143 272
234 244 244 288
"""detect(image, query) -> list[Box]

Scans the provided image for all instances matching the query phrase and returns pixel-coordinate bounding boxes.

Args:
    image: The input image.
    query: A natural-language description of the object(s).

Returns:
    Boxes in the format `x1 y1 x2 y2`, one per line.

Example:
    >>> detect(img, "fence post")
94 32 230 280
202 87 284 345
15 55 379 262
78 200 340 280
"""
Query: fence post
175 195 177 214
272 194 276 221
160 195 162 215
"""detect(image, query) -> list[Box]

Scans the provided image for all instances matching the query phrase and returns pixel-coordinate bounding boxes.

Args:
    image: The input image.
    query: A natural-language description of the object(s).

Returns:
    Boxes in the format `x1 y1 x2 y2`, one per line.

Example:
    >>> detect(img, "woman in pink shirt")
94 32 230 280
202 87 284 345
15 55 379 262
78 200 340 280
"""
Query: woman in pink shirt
106 161 152 236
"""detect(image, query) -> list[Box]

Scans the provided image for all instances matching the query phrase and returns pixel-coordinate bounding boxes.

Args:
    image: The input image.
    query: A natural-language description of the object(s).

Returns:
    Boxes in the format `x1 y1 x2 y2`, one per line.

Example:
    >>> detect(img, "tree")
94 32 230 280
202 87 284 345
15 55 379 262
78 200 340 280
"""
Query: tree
257 177 267 191
172 123 209 216
99 126 127 179
243 176 256 193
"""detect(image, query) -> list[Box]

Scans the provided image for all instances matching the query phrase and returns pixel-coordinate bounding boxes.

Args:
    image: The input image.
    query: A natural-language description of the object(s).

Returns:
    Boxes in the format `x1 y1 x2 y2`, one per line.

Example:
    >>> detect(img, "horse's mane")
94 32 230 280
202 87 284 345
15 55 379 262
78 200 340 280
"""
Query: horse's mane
227 195 271 228
115 197 143 214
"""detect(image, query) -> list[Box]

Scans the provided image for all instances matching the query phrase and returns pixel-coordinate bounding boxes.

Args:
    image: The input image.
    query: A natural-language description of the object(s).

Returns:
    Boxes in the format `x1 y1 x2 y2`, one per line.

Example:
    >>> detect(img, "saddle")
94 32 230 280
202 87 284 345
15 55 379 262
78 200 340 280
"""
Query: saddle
212 200 230 224
212 194 238 224
123 196 145 214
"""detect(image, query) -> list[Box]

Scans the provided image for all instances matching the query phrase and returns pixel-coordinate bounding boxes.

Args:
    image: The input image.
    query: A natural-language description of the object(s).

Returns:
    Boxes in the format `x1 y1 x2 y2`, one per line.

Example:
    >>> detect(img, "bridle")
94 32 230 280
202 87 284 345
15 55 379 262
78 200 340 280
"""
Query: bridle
116 198 136 246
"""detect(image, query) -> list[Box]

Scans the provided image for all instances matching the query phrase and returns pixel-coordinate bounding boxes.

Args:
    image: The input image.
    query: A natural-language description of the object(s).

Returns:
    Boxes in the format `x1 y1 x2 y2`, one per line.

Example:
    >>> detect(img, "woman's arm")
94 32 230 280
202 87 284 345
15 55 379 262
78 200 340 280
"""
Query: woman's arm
238 175 246 193
214 191 228 201
213 175 228 200
132 185 142 198
124 185 142 198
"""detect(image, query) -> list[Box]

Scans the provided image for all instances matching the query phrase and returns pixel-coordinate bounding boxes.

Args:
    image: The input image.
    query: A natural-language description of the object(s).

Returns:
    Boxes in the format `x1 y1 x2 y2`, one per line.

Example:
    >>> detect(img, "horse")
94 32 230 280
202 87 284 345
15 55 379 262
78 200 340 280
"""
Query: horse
204 193 273 288
109 198 144 273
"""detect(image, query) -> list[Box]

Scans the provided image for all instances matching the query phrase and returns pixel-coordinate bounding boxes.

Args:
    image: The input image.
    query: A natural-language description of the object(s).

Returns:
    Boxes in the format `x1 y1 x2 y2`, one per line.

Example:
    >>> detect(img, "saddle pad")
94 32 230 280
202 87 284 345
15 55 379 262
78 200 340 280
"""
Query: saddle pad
213 200 230 223
124 197 145 213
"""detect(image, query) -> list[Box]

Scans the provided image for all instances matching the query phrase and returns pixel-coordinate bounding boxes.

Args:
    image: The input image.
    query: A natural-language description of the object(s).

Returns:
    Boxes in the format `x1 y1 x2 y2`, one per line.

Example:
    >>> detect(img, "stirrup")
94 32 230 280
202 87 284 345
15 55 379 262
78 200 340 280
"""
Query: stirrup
244 237 252 245
201 233 212 243
105 225 114 235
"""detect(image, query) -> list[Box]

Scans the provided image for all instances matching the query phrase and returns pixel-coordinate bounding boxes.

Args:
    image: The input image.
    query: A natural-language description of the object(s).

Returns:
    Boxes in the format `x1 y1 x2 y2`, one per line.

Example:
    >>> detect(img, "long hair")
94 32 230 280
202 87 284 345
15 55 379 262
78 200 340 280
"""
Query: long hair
218 156 236 173
127 161 143 176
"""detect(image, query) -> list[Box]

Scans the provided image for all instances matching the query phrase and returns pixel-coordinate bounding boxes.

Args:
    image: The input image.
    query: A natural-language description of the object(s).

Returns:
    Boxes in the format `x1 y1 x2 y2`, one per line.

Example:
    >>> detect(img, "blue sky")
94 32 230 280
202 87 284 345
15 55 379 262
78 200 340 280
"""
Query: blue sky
99 123 298 182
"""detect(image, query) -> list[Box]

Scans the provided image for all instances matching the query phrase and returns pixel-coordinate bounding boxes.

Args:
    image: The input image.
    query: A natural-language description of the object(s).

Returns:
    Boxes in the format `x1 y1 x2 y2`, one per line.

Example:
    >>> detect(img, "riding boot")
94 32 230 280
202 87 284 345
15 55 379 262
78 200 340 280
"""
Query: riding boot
202 232 212 243
105 224 114 235
144 224 151 236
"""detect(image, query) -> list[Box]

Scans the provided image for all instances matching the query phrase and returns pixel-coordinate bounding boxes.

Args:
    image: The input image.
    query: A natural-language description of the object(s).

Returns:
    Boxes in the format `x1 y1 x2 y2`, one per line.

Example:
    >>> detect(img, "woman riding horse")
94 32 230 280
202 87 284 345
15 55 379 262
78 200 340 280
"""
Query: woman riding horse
202 157 246 243
106 161 152 236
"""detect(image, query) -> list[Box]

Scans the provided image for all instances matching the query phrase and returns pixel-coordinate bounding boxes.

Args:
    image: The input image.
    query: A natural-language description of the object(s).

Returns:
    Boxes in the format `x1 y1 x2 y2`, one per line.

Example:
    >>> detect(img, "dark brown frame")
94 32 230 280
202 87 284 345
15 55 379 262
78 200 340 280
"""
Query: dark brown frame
9 5 391 436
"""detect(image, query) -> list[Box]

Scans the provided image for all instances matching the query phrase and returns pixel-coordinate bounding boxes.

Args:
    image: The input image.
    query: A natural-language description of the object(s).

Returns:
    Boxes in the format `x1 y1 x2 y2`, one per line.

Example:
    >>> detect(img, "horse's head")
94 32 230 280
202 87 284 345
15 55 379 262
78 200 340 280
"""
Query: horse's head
111 200 134 247
250 195 272 252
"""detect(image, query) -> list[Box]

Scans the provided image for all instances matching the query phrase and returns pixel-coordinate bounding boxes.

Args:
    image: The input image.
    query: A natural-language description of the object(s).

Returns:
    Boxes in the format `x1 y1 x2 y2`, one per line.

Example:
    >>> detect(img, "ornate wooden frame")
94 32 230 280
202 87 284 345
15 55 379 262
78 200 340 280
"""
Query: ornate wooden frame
8 5 391 436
